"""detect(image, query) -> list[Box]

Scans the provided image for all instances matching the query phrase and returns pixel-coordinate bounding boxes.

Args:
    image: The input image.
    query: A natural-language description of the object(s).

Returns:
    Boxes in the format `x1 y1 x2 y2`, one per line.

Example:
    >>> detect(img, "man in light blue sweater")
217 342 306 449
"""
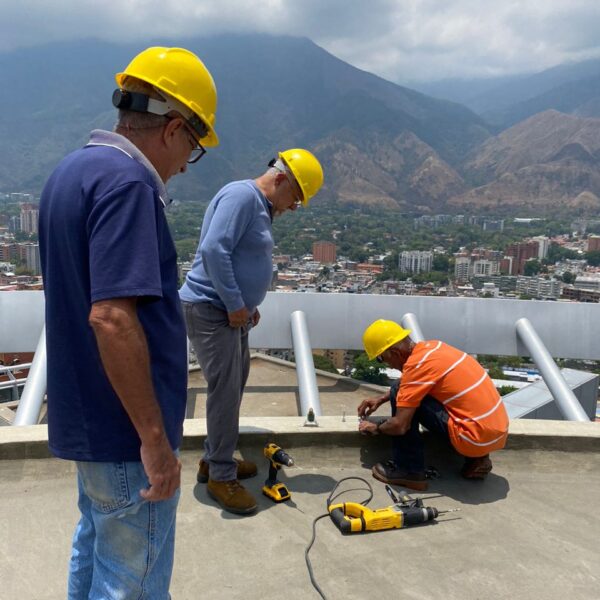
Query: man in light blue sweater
180 149 323 514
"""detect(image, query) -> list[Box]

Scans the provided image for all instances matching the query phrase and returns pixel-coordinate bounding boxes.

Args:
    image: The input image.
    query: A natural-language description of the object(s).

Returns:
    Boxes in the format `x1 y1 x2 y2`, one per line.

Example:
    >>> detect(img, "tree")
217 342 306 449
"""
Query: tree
546 243 578 263
312 354 338 374
585 250 600 267
524 259 542 276
487 365 504 379
351 353 388 385
561 271 575 284
432 254 450 272
15 265 33 276
497 385 518 396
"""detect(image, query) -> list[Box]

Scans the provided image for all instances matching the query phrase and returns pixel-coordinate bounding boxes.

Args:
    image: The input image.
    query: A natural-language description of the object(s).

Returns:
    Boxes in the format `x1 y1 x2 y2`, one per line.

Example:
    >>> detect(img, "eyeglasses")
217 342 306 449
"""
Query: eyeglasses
284 172 303 206
182 126 206 164
375 355 385 364
268 158 303 206
164 116 206 164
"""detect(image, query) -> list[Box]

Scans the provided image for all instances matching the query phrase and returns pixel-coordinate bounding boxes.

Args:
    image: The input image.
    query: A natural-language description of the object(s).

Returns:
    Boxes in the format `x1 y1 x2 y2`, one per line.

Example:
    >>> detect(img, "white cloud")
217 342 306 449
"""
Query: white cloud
1 0 600 82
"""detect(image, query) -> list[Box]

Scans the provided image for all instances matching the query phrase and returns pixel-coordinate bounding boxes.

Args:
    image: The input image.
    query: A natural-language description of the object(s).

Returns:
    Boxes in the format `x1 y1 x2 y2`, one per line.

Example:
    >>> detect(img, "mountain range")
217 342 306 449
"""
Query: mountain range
1 34 599 216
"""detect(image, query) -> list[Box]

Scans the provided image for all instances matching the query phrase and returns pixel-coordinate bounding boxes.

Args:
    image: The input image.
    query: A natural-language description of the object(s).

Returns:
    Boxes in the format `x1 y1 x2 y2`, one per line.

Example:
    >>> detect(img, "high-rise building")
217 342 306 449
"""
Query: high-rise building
10 192 34 203
8 216 20 234
587 235 600 252
505 241 539 275
532 236 550 259
473 259 500 277
23 243 41 275
454 257 471 283
0 243 19 261
312 241 336 264
400 251 433 274
20 203 39 234
516 276 561 299
483 219 505 232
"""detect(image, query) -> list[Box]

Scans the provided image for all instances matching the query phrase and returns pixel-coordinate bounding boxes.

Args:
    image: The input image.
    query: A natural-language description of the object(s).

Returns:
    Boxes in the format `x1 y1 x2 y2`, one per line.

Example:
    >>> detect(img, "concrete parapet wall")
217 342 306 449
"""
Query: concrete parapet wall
1 418 598 460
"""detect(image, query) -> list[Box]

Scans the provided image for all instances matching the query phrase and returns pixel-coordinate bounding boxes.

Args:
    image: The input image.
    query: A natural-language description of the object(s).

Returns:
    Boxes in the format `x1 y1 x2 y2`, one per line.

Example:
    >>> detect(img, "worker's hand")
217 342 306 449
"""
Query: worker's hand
358 420 378 435
251 308 261 328
357 397 382 418
228 306 250 328
140 436 182 502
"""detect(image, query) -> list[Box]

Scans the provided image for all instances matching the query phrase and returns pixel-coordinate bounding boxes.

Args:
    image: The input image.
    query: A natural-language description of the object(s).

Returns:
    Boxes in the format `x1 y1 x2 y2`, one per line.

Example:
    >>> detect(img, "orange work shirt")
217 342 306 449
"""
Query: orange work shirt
396 340 509 457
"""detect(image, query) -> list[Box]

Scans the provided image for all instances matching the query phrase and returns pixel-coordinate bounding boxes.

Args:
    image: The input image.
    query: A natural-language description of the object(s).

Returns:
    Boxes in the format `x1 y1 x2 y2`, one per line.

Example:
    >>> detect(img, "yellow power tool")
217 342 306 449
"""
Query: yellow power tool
262 443 294 502
328 485 458 534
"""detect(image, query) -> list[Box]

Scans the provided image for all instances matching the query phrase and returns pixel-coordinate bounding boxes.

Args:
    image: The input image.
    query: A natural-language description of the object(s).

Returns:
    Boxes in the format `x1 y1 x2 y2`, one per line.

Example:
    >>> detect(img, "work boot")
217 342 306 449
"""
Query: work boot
197 458 258 483
207 479 258 515
371 461 428 491
461 455 493 480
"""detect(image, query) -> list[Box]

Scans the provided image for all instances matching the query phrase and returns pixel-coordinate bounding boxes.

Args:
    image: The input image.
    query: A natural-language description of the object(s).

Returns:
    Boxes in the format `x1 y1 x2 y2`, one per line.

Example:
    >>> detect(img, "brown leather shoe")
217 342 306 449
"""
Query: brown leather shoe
207 479 258 515
372 461 428 491
461 455 492 479
197 458 258 483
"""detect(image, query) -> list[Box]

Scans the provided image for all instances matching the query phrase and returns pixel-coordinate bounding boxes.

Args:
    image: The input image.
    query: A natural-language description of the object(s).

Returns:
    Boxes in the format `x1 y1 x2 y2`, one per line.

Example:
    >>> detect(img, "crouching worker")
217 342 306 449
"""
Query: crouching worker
358 320 509 491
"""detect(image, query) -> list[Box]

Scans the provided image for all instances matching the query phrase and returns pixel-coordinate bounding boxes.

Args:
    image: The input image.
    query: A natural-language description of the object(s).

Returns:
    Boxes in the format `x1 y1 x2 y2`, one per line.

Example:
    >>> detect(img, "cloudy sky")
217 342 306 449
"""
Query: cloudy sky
2 0 600 82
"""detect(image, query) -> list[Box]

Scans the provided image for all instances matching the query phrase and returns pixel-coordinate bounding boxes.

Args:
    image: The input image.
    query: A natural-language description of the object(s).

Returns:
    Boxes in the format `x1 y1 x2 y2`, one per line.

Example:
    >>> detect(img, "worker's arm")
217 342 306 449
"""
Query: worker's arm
89 297 181 502
359 406 417 436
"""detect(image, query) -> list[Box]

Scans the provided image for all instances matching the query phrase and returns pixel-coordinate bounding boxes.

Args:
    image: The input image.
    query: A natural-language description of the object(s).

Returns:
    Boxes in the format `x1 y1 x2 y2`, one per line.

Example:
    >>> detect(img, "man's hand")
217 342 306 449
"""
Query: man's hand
358 419 379 435
251 308 261 328
228 306 250 328
140 437 182 502
357 396 384 418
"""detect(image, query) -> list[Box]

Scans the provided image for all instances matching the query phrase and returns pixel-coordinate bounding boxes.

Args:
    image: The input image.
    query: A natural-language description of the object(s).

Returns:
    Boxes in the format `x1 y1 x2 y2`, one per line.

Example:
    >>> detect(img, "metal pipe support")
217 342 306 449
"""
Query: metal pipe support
516 318 589 422
290 310 322 420
13 326 47 426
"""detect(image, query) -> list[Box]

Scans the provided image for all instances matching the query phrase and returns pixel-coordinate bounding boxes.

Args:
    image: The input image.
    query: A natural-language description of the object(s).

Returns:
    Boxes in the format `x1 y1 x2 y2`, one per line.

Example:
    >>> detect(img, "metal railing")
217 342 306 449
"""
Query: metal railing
1 291 595 426
0 363 31 402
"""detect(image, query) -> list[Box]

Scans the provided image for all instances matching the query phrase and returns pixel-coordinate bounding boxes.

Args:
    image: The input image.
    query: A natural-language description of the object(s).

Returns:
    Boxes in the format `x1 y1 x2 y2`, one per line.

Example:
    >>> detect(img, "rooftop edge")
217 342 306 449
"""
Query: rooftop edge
0 417 598 460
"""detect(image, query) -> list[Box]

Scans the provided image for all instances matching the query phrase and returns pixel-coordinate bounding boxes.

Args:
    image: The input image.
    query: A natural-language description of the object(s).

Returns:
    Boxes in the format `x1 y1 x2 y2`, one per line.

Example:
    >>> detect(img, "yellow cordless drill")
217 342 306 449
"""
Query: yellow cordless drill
262 443 294 502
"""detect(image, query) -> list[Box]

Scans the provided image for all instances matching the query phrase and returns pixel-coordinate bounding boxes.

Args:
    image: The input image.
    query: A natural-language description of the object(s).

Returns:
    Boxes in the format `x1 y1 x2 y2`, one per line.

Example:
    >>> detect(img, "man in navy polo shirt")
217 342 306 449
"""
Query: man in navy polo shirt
39 47 219 600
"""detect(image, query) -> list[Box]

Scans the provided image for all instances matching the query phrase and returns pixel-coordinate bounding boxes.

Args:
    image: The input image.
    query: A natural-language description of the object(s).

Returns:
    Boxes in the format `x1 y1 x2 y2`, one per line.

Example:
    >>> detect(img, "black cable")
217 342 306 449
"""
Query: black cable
326 476 373 507
305 513 330 600
305 477 374 599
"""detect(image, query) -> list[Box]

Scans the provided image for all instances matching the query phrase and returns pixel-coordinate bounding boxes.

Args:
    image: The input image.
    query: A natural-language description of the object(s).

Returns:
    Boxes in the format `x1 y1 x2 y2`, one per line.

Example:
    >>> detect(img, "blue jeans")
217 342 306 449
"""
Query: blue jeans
389 381 450 473
68 460 180 600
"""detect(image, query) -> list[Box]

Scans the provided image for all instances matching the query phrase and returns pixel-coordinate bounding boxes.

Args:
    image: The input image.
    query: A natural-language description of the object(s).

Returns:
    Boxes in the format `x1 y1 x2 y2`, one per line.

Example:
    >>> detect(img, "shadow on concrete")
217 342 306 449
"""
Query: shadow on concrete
276 472 338 495
191 469 338 519
357 434 510 506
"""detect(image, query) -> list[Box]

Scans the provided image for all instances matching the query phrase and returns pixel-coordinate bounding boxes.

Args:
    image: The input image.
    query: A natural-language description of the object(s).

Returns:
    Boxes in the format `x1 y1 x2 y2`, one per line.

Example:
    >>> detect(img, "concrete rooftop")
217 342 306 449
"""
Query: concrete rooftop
185 354 381 420
1 418 599 600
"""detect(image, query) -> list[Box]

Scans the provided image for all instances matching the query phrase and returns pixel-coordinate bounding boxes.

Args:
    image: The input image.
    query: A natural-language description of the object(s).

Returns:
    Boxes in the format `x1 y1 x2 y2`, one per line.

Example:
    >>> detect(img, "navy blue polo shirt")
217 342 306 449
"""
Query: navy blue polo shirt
39 130 187 462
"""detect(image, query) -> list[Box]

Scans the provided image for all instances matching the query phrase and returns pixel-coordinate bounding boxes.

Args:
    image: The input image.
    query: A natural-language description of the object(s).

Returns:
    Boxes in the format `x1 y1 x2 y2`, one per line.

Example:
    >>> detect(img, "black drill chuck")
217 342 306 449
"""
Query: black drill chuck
272 448 294 467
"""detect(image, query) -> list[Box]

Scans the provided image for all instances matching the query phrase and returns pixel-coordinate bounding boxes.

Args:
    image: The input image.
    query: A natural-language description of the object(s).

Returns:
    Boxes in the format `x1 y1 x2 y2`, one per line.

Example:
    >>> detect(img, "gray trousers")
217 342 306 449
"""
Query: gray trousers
182 301 250 481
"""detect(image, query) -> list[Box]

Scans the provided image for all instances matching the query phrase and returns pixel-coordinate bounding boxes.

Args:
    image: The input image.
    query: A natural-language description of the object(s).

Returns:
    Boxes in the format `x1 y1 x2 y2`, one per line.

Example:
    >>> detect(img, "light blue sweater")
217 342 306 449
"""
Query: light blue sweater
179 180 274 313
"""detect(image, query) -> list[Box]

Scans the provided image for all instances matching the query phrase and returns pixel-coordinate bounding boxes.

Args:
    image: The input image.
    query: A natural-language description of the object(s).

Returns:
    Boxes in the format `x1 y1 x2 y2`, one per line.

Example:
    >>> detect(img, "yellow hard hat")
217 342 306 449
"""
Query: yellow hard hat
115 47 219 147
362 320 412 361
279 149 324 206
